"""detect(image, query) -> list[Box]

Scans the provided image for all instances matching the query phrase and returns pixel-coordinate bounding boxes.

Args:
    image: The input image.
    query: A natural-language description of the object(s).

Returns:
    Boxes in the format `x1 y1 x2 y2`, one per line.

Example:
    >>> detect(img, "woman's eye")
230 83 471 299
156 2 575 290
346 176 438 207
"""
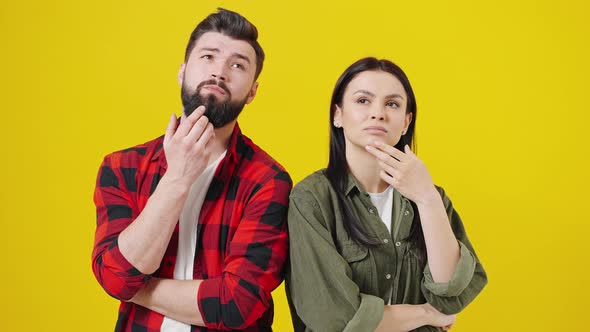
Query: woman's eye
386 101 399 108
357 98 369 104
201 54 212 60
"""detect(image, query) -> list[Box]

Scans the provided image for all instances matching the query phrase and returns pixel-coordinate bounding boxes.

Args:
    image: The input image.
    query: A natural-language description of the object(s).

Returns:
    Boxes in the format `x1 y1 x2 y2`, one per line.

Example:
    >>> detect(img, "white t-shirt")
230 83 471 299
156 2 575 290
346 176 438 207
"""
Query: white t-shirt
368 186 394 234
160 151 226 331
368 185 395 304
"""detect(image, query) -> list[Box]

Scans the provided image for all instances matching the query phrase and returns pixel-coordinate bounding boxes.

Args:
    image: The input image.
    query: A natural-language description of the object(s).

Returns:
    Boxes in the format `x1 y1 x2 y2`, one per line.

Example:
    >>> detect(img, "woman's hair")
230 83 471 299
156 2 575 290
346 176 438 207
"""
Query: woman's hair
326 57 425 257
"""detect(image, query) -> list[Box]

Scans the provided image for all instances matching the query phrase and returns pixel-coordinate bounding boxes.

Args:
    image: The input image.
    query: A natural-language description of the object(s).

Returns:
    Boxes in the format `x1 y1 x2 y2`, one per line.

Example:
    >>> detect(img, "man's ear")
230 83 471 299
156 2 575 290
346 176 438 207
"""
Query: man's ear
178 63 186 86
245 82 259 104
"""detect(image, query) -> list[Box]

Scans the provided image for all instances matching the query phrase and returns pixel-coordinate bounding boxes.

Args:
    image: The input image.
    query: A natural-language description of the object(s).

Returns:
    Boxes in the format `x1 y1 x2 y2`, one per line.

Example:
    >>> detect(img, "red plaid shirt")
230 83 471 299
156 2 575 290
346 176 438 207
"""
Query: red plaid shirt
92 123 292 331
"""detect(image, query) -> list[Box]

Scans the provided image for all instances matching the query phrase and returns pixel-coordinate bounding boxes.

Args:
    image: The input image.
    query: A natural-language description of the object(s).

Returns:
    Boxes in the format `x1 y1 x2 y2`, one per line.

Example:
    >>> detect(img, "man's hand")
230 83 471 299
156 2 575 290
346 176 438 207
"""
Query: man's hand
163 106 215 187
117 106 215 275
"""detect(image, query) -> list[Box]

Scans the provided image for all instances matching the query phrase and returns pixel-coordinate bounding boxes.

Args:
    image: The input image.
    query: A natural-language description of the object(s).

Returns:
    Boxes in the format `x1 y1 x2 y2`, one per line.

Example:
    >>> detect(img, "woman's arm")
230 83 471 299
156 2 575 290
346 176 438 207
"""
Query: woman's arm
375 303 455 332
367 142 487 314
415 189 461 283
287 185 457 332
367 142 460 282
420 188 487 314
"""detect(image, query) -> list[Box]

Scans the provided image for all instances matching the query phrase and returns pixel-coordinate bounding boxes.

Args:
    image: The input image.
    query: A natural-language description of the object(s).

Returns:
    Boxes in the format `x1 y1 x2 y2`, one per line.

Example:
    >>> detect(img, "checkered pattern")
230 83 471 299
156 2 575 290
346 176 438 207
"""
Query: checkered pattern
92 124 292 331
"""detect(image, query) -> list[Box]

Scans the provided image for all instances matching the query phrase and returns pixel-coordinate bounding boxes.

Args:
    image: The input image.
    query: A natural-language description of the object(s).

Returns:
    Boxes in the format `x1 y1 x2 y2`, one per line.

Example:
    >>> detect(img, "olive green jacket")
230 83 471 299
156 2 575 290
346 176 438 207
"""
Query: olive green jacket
286 170 487 332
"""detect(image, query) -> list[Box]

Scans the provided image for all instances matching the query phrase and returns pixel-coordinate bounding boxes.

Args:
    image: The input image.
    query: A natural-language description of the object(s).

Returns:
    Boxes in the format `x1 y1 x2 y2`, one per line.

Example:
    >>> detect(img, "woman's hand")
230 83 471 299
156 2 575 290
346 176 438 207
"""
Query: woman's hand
365 142 439 205
423 303 456 330
376 303 456 332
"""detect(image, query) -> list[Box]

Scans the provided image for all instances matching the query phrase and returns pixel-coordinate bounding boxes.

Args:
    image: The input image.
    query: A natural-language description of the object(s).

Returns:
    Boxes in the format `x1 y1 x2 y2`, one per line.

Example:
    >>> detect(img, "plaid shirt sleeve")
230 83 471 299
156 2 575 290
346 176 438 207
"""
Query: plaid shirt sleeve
91 153 151 301
197 169 292 330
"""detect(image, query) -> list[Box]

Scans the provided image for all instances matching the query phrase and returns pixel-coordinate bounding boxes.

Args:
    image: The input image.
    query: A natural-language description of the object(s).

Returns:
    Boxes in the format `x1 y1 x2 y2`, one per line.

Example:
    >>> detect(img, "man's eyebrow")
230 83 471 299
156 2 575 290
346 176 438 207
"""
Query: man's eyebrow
231 52 251 64
196 48 251 64
199 47 220 53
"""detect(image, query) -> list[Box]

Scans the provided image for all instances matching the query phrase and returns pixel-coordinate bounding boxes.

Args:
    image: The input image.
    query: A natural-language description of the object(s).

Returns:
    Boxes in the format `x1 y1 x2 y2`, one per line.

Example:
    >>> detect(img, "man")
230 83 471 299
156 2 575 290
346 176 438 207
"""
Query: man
92 8 291 331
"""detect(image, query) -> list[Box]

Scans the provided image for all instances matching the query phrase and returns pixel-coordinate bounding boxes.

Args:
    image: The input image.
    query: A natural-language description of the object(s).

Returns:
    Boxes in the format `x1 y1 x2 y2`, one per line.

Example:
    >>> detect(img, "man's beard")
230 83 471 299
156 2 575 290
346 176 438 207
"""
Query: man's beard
181 79 247 128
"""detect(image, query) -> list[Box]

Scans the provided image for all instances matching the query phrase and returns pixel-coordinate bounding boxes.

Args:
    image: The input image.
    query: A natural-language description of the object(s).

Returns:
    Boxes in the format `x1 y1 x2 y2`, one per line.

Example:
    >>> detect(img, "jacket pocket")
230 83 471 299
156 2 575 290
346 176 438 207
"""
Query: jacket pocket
341 241 369 262
340 241 374 292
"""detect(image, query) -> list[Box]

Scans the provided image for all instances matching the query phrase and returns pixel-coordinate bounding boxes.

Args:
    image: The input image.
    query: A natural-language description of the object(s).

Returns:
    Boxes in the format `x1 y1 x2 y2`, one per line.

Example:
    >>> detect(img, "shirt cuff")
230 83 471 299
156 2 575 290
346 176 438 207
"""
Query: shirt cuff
101 242 151 299
343 293 384 332
422 241 476 297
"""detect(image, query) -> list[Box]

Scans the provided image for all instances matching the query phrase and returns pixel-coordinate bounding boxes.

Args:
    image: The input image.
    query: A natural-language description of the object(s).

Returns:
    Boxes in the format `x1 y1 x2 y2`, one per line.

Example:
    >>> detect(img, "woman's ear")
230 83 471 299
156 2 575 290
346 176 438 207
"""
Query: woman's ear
404 111 413 133
333 105 343 128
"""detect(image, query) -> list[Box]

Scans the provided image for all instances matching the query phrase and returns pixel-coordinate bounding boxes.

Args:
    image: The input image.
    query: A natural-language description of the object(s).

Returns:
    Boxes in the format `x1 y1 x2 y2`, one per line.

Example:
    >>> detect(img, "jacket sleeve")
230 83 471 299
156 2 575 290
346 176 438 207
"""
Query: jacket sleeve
286 189 384 332
421 187 488 314
91 154 151 301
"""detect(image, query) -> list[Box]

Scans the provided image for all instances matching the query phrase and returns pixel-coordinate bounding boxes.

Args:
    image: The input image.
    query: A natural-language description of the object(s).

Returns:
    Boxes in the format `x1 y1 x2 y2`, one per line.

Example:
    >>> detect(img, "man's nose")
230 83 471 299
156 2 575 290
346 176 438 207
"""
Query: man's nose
210 61 227 81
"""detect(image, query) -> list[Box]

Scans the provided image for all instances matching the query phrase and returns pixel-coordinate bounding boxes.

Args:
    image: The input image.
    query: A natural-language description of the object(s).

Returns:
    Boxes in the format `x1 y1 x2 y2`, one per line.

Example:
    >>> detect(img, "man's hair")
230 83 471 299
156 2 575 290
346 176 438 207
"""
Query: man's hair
184 8 265 80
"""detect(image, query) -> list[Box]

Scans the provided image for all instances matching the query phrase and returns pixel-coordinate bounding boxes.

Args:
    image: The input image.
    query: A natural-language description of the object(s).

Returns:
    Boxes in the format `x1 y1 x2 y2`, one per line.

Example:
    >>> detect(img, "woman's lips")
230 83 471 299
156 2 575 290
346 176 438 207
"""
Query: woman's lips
364 126 388 134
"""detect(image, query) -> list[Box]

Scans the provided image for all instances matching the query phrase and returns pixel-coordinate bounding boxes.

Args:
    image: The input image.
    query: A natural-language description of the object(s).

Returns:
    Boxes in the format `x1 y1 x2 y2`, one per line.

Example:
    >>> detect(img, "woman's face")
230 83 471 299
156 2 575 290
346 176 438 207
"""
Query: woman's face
334 70 412 150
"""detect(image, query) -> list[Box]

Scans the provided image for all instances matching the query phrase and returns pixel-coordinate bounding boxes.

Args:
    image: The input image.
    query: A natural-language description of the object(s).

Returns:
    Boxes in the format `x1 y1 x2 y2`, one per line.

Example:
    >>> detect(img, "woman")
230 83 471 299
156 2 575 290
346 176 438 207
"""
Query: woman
286 58 487 332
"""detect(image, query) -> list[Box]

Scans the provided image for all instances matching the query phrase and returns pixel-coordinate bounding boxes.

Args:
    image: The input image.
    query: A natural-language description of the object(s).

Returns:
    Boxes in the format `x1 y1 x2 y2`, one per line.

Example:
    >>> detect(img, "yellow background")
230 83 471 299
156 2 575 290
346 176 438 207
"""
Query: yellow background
1 0 588 331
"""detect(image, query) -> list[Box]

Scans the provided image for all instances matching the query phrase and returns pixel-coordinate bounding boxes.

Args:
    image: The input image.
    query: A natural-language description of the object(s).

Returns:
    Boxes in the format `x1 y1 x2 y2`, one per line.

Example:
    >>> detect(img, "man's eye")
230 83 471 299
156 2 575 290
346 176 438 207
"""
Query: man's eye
201 54 212 60
232 63 245 70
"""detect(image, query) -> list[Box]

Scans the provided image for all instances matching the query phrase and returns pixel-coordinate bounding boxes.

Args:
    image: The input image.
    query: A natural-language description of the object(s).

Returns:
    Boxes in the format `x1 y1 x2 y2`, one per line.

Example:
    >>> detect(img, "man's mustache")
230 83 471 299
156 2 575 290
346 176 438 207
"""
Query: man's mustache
196 79 231 97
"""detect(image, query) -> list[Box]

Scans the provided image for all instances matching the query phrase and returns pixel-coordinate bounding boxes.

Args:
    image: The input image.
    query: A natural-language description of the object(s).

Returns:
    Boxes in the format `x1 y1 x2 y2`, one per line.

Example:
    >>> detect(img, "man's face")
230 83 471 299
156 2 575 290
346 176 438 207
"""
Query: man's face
179 32 258 128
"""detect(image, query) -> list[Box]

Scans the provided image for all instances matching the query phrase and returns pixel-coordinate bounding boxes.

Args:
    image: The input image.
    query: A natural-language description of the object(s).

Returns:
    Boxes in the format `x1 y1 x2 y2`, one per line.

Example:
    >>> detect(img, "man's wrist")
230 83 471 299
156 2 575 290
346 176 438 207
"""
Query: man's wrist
159 173 192 197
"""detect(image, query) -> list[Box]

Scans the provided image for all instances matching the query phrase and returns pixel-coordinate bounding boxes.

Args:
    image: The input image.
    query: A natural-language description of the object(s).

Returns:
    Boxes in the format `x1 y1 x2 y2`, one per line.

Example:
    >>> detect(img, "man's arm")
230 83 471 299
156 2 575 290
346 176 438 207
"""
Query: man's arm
92 108 213 300
131 166 292 329
131 278 205 326
119 108 214 274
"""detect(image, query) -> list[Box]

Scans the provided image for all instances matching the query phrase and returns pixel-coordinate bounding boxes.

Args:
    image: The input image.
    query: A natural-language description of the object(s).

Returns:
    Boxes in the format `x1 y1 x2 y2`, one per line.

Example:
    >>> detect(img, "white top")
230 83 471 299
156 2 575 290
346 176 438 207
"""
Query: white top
160 151 226 331
368 186 394 234
368 185 395 305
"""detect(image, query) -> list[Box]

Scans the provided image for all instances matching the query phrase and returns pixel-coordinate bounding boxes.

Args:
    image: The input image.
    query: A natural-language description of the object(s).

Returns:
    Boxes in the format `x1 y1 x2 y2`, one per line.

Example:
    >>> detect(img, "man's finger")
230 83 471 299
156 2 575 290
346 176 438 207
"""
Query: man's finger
194 123 215 151
177 106 206 137
163 113 177 146
186 115 210 143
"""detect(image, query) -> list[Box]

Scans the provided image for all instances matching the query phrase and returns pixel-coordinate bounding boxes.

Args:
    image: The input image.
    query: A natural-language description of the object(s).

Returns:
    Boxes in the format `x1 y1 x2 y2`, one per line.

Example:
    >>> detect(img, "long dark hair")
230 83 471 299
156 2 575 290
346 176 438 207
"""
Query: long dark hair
326 57 425 257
